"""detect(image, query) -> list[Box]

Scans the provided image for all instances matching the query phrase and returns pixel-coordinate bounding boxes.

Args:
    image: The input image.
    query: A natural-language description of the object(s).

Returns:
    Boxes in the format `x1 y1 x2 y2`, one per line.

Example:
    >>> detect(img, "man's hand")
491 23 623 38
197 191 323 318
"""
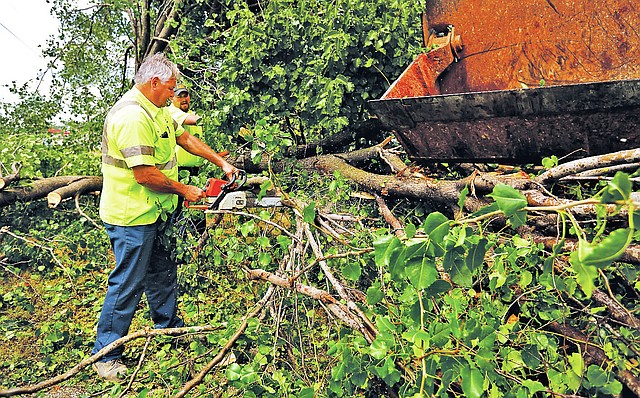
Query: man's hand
182 185 206 203
132 165 206 202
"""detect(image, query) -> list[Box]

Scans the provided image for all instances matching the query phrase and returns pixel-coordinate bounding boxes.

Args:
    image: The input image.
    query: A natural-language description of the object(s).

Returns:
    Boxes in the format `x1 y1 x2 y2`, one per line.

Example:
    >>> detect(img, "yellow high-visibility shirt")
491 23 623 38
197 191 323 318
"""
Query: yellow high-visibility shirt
100 86 184 226
169 104 205 168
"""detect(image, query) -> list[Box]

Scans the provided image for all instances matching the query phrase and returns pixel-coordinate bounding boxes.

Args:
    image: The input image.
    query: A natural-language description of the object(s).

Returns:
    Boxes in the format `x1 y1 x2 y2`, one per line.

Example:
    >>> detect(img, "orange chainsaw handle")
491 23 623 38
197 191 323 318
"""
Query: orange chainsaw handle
183 169 246 210
208 170 246 210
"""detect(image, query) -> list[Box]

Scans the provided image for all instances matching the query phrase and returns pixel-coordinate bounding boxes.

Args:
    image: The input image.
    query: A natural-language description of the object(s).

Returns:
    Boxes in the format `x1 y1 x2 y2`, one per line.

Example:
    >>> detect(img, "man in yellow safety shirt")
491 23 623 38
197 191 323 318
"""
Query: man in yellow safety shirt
169 84 205 176
92 52 239 381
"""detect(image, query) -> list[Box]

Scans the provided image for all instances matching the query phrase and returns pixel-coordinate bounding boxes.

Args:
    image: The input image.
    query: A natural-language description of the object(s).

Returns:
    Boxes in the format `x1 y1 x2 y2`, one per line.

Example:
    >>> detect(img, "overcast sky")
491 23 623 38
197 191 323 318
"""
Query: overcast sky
0 0 59 100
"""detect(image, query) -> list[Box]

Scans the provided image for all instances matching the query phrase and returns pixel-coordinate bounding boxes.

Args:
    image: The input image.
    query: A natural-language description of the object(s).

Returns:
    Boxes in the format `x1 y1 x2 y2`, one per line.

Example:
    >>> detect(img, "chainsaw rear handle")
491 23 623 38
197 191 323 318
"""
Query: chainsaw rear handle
183 169 247 210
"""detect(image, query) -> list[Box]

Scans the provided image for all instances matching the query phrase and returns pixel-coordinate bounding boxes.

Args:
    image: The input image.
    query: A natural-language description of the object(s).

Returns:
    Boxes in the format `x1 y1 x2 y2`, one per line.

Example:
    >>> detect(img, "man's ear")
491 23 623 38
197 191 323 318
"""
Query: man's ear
150 76 161 89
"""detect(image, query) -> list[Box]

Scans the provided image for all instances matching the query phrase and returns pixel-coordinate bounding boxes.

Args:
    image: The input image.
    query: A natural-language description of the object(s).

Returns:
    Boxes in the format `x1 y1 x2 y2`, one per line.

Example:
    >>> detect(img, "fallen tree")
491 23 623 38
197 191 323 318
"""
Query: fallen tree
0 141 639 397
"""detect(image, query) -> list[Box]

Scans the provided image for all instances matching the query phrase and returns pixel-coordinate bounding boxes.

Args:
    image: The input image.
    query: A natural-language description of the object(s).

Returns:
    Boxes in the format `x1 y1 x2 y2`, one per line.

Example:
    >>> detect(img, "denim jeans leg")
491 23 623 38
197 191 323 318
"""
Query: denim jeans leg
92 222 156 361
144 223 184 328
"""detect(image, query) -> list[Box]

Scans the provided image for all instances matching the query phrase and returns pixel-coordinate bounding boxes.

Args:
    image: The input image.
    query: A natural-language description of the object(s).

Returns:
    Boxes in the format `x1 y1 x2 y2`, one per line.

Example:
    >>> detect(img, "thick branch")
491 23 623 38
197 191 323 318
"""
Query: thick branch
535 148 640 185
301 154 461 204
145 0 183 58
0 176 102 207
47 177 103 208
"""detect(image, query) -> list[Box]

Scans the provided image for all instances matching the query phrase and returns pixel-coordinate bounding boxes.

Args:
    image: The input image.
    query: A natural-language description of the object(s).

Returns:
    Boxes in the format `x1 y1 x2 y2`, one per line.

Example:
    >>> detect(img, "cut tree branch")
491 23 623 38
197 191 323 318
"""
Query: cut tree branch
0 176 102 207
535 148 640 184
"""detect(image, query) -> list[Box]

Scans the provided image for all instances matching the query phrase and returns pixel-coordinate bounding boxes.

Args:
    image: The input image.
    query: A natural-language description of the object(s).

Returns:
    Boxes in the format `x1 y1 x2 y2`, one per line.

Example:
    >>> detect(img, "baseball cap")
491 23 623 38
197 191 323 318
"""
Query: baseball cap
174 84 189 96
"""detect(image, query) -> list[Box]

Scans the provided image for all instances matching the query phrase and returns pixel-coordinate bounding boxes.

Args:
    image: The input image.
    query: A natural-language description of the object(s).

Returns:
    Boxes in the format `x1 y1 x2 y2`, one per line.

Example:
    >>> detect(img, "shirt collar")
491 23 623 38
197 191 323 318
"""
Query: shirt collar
130 86 164 119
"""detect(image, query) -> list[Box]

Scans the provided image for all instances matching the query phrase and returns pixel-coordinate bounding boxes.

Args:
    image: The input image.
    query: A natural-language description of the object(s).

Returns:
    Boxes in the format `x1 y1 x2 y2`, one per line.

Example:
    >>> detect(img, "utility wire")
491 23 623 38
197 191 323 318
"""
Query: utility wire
0 19 40 56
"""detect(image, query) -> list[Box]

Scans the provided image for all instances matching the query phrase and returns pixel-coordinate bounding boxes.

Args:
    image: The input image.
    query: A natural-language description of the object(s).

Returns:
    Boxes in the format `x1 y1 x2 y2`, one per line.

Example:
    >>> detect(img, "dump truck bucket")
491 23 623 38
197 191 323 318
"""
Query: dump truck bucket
368 0 640 163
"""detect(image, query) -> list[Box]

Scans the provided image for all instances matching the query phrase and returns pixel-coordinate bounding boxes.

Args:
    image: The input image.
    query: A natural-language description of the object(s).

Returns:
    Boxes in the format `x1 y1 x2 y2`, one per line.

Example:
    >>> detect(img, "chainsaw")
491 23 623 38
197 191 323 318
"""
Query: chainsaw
184 170 283 211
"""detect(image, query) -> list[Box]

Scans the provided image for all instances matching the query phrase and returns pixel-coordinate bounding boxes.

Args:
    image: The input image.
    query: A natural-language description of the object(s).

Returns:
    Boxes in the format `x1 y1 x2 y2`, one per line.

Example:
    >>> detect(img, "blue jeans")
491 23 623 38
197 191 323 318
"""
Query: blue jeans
92 220 183 361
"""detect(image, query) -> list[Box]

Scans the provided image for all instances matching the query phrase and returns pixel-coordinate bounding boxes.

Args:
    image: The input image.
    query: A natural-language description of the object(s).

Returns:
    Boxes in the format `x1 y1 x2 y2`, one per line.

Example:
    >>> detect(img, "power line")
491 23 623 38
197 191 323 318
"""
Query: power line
0 19 40 56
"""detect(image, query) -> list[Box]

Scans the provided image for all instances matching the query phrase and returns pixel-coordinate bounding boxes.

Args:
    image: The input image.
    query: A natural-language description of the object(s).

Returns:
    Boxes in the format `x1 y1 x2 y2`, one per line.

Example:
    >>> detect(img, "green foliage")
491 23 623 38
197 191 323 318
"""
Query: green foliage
0 130 100 178
174 0 423 150
0 89 61 136
347 174 638 397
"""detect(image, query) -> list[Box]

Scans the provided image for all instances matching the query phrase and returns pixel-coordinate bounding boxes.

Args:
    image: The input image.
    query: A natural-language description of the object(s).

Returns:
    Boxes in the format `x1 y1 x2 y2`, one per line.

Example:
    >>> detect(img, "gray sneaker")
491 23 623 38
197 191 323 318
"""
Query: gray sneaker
92 359 127 381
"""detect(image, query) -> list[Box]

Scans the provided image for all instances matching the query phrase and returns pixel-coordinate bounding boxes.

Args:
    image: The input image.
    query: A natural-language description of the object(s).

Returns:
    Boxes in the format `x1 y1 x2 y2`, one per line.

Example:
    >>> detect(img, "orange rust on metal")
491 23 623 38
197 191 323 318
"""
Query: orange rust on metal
383 26 462 98
426 0 640 93
368 0 640 163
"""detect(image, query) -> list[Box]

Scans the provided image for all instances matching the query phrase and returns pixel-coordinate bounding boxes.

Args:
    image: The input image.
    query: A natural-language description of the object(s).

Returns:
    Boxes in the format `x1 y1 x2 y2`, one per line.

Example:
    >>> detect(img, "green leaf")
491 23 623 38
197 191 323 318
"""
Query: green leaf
568 352 584 376
457 185 469 210
373 235 402 268
369 336 390 360
460 365 484 398
522 380 546 394
576 228 632 268
519 270 533 288
239 365 259 384
422 212 450 239
342 262 361 281
465 238 487 272
424 279 452 298
366 283 384 305
373 357 401 386
298 387 316 398
405 223 417 238
601 172 632 203
542 155 558 169
404 238 428 261
406 257 438 289
258 252 272 267
226 363 243 381
586 365 609 387
375 316 396 332
402 329 431 344
445 247 473 287
488 184 527 217
421 212 450 257
302 202 317 223
508 210 527 228
570 251 598 297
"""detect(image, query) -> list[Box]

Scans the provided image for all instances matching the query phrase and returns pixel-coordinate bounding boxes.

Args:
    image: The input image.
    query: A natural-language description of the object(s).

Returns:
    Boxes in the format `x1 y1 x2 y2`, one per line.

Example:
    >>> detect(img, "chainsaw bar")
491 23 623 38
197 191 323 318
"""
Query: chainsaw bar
204 191 283 211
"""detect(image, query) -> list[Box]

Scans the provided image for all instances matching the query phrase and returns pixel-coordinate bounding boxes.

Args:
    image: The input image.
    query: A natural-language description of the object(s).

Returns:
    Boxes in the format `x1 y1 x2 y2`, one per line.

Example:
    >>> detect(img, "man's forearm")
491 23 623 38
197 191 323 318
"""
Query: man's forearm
177 132 236 174
183 114 201 125
133 165 187 195
132 165 206 202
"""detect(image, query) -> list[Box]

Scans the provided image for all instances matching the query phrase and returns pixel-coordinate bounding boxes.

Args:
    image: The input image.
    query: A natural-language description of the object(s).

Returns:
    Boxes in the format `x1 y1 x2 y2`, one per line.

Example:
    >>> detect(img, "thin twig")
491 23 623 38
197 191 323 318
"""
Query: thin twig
174 286 276 397
0 226 78 295
74 193 101 229
118 336 151 398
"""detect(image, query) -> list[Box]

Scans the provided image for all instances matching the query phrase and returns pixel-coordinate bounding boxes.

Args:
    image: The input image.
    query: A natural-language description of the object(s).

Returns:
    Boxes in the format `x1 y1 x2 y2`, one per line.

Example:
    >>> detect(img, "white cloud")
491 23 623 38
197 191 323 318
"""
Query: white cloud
0 0 59 101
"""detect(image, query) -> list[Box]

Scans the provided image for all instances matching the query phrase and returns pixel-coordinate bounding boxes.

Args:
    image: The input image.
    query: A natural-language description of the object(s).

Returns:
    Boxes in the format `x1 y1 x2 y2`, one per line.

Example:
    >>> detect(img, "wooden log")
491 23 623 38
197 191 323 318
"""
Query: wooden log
47 177 102 208
0 176 102 207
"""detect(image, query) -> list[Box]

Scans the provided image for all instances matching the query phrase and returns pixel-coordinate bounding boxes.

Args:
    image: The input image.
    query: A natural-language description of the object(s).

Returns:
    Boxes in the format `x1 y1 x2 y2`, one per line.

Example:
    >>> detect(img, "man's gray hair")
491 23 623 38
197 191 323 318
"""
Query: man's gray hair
134 53 180 84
